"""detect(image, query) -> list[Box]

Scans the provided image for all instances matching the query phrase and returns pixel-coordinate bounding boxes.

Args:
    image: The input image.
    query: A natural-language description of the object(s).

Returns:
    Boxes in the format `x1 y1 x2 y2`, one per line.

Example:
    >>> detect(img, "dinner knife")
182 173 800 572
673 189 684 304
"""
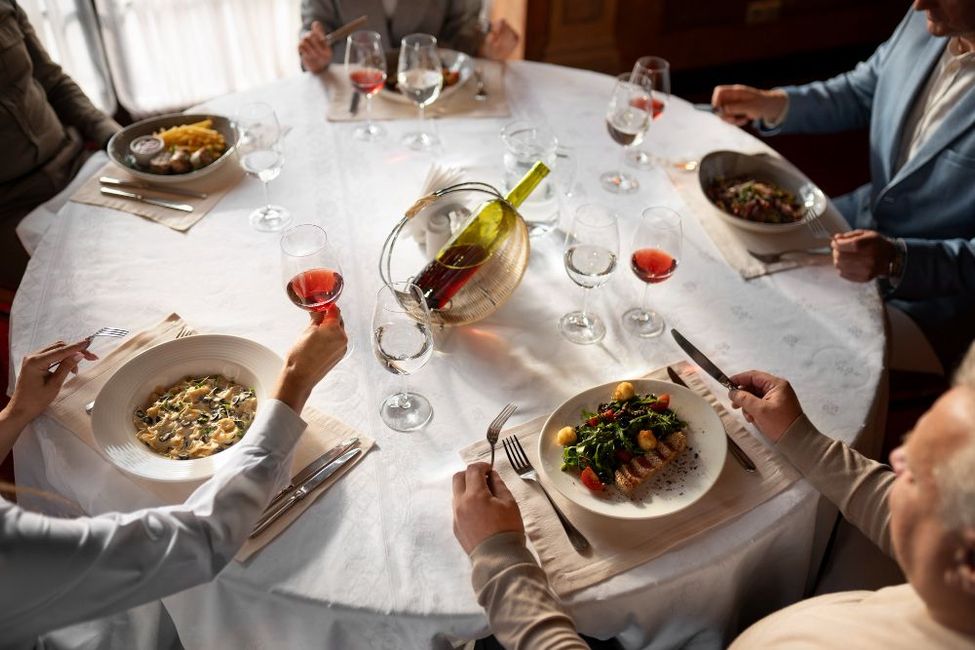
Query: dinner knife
325 15 368 46
671 329 738 391
99 176 208 199
100 187 194 213
666 365 757 473
266 437 359 511
251 447 362 538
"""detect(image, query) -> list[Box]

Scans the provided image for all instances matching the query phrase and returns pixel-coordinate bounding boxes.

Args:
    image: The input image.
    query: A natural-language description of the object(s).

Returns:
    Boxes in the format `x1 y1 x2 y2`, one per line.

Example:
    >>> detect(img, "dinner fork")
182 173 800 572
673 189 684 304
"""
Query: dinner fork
747 246 831 264
473 68 488 101
806 217 831 241
48 327 131 371
487 402 517 469
502 435 590 553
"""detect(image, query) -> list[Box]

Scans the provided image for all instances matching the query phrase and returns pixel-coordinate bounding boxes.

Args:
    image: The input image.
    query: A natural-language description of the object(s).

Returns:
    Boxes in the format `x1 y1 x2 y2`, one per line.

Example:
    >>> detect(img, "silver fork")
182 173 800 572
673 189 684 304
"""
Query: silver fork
502 435 591 553
85 327 193 415
806 217 831 241
487 402 517 469
747 247 831 264
48 327 130 371
473 68 488 101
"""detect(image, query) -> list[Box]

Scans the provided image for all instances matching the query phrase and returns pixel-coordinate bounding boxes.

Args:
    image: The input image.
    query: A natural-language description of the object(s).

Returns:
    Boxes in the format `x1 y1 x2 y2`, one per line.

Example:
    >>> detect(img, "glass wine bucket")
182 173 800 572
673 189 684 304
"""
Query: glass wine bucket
380 179 537 327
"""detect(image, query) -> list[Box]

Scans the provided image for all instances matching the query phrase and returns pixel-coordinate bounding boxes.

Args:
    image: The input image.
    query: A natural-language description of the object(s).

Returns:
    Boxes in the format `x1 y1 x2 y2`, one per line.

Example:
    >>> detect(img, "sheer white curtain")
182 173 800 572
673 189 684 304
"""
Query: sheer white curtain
95 0 301 117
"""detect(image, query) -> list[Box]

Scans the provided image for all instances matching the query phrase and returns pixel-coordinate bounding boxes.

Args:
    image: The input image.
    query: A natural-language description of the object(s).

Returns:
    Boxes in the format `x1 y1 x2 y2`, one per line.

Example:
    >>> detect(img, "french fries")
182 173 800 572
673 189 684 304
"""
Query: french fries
154 119 226 155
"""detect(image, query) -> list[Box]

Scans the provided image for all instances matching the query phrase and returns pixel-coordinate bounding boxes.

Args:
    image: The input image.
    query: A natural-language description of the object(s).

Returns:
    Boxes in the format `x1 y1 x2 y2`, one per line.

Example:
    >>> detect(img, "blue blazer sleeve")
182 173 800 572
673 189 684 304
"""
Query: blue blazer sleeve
894 237 975 300
0 399 305 645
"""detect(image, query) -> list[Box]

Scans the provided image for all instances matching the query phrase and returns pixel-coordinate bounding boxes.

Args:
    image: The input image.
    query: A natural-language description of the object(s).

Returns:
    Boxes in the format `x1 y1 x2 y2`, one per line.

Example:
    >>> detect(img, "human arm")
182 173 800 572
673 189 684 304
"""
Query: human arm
438 0 485 57
298 0 340 71
453 463 588 650
729 371 895 556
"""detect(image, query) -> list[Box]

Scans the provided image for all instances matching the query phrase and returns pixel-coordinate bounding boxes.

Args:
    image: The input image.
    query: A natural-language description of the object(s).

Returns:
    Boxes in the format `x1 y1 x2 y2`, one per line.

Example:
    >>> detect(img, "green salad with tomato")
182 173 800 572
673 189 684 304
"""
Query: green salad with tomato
558 382 685 490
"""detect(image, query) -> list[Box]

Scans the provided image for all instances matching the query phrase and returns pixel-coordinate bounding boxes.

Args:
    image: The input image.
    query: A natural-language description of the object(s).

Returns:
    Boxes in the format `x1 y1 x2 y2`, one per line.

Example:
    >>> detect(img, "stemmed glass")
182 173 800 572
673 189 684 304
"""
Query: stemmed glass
346 30 387 141
398 33 443 151
372 282 435 431
281 224 345 313
622 207 682 338
559 205 619 345
628 56 671 170
237 102 291 232
601 74 652 194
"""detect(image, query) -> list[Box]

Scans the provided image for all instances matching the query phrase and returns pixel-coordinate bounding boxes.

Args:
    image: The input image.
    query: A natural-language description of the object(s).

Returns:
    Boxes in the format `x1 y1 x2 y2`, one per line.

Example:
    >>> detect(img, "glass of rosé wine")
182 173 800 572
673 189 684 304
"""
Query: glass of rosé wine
346 30 387 141
627 56 670 170
622 207 682 338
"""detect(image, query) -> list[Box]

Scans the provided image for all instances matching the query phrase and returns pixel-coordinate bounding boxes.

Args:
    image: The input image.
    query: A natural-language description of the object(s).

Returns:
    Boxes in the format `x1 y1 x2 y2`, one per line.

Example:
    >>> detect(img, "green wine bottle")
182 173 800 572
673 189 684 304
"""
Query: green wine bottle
414 162 550 310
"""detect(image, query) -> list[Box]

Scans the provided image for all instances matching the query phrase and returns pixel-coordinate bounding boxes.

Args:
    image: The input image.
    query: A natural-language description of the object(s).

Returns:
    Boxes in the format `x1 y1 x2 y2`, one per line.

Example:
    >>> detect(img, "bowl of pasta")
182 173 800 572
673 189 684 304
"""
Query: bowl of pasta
107 113 238 184
90 334 282 482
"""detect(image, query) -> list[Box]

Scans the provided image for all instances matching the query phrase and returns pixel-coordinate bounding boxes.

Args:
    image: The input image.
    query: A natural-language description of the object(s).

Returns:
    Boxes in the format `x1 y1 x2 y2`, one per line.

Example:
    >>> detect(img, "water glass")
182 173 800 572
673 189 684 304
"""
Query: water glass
236 102 291 232
559 204 619 345
398 34 443 151
501 121 559 236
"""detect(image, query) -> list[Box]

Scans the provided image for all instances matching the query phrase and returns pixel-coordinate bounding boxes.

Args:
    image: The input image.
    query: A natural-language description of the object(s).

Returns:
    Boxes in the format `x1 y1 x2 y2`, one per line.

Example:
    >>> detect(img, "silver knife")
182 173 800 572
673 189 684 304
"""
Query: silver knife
266 437 359 511
250 447 362 538
100 187 194 213
666 365 757 473
671 329 738 391
349 92 361 115
100 176 208 199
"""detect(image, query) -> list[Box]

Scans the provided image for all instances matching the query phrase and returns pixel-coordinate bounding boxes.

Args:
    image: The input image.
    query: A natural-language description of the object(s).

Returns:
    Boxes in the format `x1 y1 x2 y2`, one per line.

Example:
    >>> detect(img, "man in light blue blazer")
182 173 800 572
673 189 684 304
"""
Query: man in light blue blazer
713 1 975 369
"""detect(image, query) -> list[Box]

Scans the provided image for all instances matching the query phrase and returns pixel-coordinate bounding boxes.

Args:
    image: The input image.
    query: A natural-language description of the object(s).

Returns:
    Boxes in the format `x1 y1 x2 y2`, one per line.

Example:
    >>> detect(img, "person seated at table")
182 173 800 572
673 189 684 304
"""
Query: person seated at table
451 345 975 649
0 0 121 291
0 310 348 645
710 0 975 371
298 0 519 72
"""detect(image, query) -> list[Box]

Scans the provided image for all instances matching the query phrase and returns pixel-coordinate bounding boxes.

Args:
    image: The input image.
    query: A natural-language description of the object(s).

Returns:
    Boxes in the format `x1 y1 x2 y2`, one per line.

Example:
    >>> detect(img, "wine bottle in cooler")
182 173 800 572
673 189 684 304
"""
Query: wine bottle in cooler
414 161 550 310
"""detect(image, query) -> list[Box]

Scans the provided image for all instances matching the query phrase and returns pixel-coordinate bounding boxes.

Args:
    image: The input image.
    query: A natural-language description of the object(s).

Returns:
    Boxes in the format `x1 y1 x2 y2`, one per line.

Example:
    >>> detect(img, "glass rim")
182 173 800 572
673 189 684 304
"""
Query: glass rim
348 29 382 44
377 281 432 317
573 203 618 228
236 101 275 121
500 120 558 149
640 206 683 229
634 55 670 72
401 33 438 48
280 223 328 257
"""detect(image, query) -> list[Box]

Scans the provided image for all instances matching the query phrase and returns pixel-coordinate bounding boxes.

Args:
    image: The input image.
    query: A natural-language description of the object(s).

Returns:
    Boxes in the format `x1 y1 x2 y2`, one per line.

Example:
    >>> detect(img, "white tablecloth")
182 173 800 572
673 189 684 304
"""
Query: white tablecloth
10 61 885 649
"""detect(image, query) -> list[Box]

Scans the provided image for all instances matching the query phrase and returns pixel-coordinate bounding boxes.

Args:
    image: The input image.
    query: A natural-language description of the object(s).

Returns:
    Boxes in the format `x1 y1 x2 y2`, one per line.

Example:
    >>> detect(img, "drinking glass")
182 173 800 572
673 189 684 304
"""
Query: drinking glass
622 207 682 338
628 56 671 170
372 282 435 431
559 204 619 345
601 74 652 194
398 33 443 151
346 30 387 141
500 121 559 236
237 102 291 232
280 224 345 313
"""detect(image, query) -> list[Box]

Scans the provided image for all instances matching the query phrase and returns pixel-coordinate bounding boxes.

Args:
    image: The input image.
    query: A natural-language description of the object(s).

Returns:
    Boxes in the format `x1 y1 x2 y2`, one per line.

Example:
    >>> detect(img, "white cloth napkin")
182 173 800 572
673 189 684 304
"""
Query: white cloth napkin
402 164 468 255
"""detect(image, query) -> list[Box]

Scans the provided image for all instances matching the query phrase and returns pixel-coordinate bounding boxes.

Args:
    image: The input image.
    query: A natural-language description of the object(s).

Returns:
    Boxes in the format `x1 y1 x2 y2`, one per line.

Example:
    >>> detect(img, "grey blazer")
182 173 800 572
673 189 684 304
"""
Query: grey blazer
301 0 484 61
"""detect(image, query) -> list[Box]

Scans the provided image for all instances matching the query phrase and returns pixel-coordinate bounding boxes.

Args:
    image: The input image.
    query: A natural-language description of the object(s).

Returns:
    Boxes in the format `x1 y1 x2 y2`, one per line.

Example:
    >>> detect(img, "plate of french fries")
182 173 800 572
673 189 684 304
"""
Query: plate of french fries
107 113 238 184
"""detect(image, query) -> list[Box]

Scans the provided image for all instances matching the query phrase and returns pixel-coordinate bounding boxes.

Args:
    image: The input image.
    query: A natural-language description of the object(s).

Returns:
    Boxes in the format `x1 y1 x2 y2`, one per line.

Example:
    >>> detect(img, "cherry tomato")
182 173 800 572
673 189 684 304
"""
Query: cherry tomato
586 416 599 427
650 393 671 412
600 409 616 421
580 466 604 491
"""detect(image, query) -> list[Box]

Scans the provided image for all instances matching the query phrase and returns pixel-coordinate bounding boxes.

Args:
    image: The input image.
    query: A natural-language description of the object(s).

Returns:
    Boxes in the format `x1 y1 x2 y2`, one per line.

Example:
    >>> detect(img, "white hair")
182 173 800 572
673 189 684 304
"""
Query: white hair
935 346 975 531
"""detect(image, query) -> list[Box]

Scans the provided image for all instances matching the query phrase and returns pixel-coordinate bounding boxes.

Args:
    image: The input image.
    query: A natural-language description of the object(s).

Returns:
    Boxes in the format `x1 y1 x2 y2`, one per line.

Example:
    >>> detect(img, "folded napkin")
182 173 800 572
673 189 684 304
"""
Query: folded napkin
665 156 850 280
459 362 801 596
69 160 243 231
401 164 469 254
325 59 510 122
45 313 373 559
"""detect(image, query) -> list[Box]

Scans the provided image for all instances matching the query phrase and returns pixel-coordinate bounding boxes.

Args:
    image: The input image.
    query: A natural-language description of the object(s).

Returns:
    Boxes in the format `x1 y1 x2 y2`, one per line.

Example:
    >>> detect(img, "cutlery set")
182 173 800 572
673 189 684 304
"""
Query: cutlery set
98 176 205 213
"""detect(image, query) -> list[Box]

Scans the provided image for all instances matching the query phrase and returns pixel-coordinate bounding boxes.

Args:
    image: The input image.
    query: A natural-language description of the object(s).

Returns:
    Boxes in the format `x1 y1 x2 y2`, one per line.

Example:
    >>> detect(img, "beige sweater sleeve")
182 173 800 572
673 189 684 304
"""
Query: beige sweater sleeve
776 414 895 556
470 532 588 650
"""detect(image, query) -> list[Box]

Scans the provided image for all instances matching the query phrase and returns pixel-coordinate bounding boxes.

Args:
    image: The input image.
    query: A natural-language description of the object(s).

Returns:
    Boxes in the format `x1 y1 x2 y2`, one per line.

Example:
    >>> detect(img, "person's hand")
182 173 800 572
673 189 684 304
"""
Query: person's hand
711 84 788 127
6 341 98 424
452 462 524 555
831 229 898 282
727 370 804 443
273 308 348 413
298 21 333 73
479 19 519 61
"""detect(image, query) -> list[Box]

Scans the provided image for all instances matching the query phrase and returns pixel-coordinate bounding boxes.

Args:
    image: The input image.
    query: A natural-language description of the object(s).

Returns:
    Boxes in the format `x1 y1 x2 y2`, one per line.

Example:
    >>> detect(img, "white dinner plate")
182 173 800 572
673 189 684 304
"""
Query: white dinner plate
380 49 474 105
91 334 282 483
537 379 727 520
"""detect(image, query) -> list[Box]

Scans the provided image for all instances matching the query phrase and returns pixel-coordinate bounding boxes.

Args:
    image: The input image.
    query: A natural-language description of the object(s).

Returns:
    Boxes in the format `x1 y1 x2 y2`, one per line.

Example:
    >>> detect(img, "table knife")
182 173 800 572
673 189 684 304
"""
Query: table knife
349 91 361 115
266 437 359 511
671 329 737 391
251 447 362 538
325 15 367 46
666 365 757 473
99 176 208 199
100 187 194 213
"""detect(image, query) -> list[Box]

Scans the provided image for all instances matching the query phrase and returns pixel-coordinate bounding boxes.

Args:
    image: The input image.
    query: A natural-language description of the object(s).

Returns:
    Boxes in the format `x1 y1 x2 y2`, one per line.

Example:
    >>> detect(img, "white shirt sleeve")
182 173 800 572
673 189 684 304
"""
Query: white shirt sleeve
0 398 306 645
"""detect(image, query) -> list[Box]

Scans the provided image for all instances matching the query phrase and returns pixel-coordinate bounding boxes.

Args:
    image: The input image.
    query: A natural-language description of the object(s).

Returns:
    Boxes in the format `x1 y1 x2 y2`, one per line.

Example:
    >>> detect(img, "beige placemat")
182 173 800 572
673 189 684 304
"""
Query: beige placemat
666 157 850 280
460 362 801 596
69 160 243 231
325 59 510 122
45 313 373 559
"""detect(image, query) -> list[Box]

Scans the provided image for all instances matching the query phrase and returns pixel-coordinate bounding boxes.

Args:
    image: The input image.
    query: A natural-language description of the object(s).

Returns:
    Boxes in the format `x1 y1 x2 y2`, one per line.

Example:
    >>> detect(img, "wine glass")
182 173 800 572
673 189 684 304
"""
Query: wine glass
601 73 652 194
559 204 619 345
346 30 387 141
398 33 443 151
628 56 671 170
622 207 682 338
236 102 291 232
280 224 345 313
372 282 435 431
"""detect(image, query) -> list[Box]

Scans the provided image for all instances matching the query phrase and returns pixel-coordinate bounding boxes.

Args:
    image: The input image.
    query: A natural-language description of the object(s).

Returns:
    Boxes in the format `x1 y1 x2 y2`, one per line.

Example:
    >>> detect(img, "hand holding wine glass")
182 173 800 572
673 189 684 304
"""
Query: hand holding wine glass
622 207 682 338
398 33 443 151
237 102 291 232
601 74 651 194
559 204 619 345
628 56 671 170
346 30 387 141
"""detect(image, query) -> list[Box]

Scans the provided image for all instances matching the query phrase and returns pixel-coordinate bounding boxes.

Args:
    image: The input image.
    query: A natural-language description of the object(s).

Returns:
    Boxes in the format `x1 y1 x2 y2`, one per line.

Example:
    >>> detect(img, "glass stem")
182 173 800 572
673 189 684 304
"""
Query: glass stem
580 286 591 326
640 282 650 313
261 179 271 213
619 146 629 177
399 372 411 408
365 94 373 132
418 103 425 134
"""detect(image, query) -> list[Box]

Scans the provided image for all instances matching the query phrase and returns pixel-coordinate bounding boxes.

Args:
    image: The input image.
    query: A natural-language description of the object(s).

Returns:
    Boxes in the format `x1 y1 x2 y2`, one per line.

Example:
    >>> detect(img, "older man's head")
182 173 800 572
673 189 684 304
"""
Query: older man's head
914 0 975 38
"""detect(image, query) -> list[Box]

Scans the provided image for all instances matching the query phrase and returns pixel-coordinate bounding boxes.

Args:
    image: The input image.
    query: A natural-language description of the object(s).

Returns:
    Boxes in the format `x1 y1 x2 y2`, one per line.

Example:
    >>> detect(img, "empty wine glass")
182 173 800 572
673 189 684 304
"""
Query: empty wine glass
628 56 671 170
622 207 682 338
372 282 435 431
559 204 619 345
601 74 652 194
237 102 291 232
398 33 443 151
346 30 387 141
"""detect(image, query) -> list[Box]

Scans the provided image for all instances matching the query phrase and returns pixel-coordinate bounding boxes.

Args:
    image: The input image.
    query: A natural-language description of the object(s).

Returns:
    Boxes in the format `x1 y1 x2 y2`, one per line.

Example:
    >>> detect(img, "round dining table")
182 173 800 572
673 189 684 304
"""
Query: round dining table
11 60 886 649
